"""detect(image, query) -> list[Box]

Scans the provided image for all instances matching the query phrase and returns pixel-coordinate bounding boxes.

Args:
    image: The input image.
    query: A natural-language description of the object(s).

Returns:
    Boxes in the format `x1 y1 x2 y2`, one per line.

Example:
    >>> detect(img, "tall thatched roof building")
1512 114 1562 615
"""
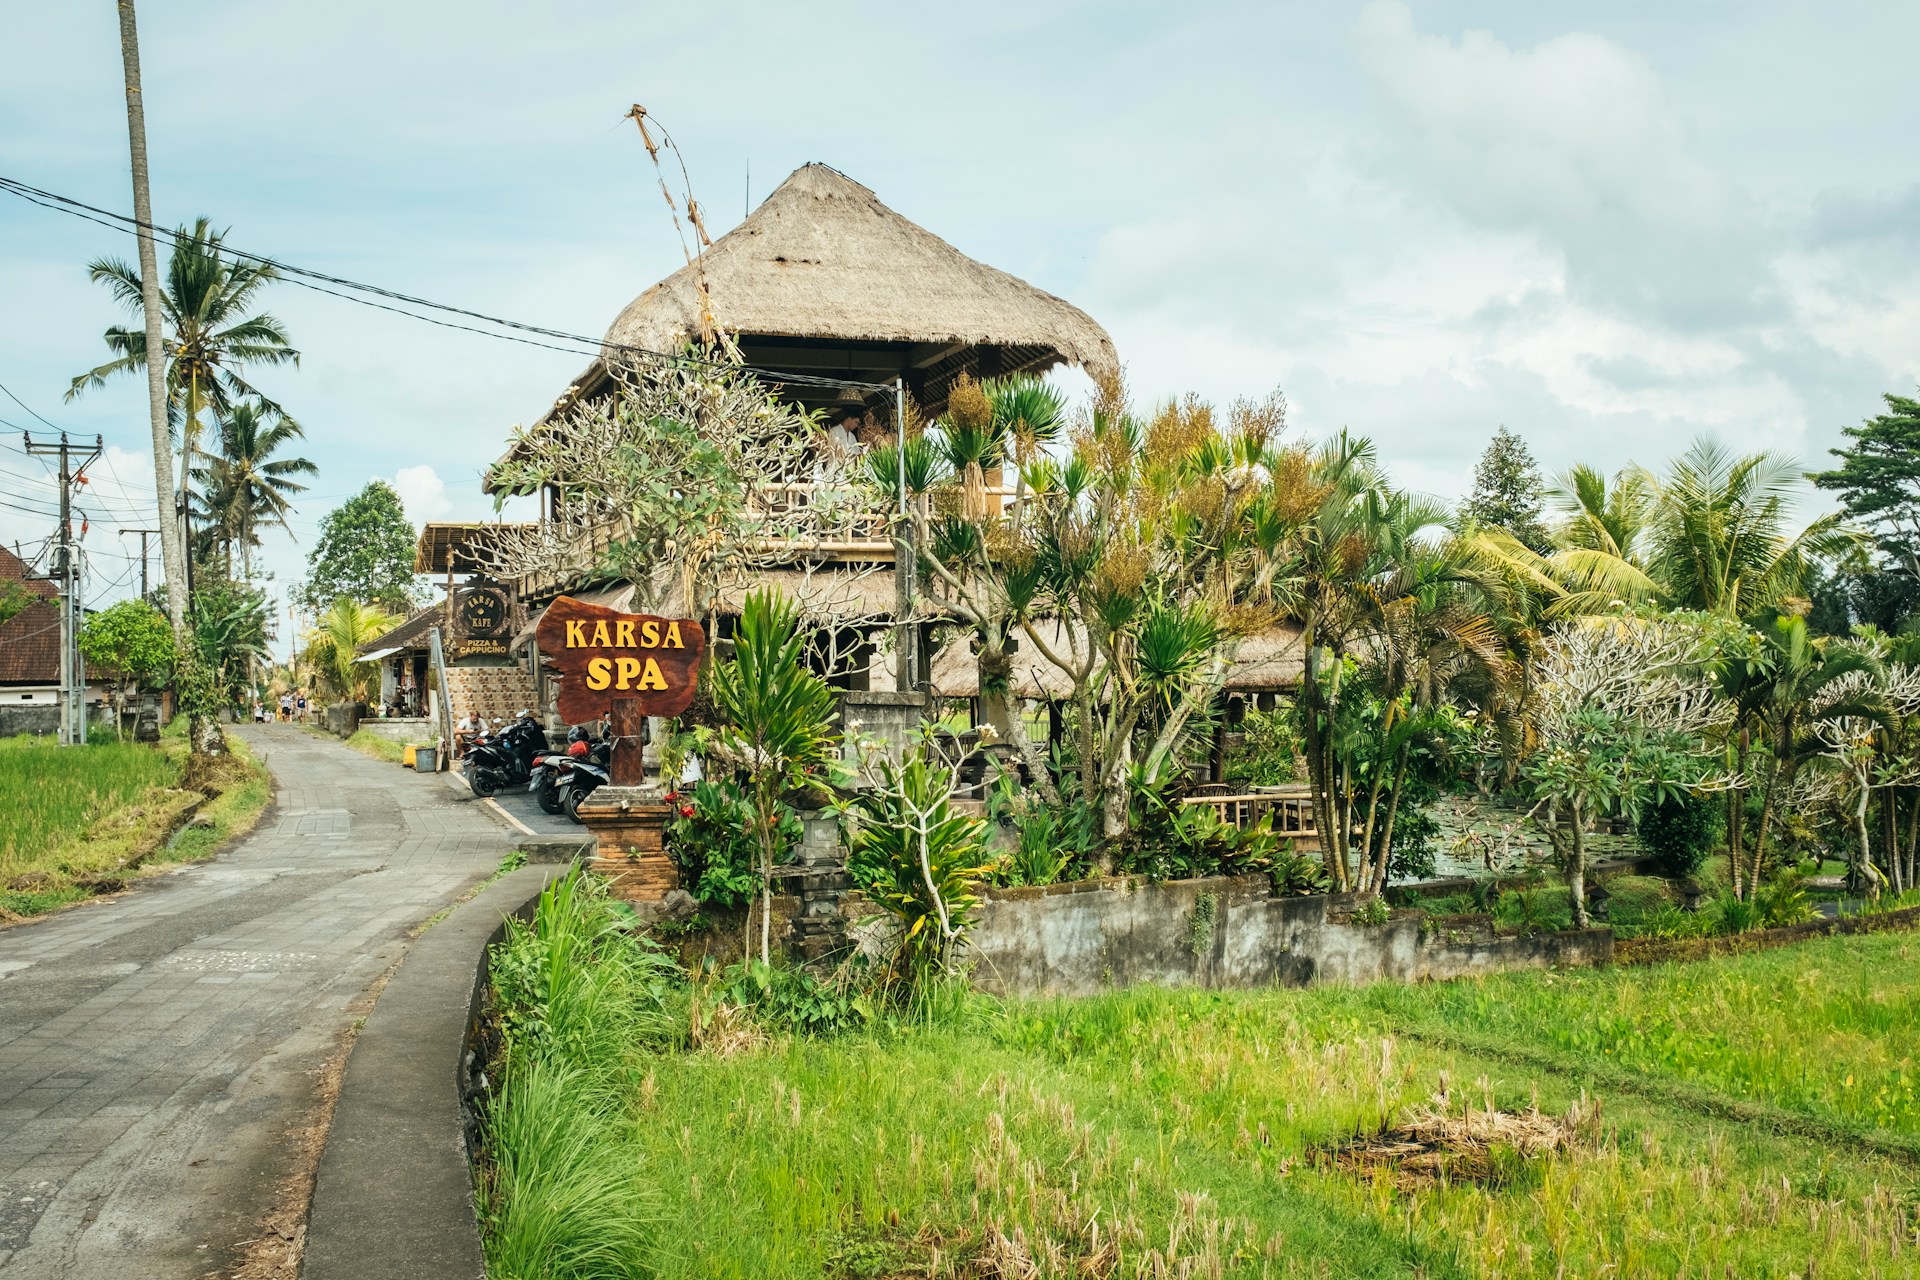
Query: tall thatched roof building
542 162 1119 422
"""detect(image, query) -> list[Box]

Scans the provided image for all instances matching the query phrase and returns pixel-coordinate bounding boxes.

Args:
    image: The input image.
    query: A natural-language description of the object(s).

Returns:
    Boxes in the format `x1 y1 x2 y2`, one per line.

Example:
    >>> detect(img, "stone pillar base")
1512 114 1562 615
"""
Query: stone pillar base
578 785 679 902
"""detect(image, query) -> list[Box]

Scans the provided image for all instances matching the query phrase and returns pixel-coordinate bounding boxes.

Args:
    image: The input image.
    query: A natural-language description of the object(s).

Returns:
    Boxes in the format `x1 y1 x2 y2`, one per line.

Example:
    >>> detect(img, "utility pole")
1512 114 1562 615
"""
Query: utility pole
26 431 104 746
119 527 159 599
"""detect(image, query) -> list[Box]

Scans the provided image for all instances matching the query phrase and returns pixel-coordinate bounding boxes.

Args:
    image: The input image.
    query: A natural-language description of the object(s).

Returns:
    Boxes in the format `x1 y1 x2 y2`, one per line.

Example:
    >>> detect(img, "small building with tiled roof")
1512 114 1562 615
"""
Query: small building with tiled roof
0 544 116 736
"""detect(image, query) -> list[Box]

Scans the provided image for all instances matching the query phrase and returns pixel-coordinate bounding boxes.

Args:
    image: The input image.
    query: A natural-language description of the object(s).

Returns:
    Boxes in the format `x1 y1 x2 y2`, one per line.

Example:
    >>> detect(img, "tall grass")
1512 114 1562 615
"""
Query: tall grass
1341 930 1920 1138
0 736 177 881
487 873 1920 1279
480 872 681 1278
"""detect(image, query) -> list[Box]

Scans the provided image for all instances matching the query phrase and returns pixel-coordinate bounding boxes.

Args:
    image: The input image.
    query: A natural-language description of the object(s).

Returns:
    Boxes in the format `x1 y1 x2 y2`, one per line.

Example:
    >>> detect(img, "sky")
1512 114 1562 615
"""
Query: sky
2 1 1916 655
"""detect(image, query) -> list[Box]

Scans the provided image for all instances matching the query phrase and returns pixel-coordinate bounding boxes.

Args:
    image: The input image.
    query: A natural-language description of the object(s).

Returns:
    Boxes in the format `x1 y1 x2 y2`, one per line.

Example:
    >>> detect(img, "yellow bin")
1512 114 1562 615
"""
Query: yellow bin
402 743 418 768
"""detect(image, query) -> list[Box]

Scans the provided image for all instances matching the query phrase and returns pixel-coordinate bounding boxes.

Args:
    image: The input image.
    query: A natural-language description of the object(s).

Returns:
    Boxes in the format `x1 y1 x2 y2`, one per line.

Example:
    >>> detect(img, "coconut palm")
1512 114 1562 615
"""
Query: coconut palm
302 600 400 704
1542 463 1662 611
190 401 316 579
66 217 300 526
1648 441 1858 616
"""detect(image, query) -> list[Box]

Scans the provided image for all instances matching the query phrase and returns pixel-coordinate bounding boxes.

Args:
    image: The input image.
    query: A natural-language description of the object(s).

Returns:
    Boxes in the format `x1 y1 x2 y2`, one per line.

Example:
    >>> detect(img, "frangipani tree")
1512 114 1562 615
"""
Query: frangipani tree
1523 616 1735 925
1805 651 1920 896
484 355 895 677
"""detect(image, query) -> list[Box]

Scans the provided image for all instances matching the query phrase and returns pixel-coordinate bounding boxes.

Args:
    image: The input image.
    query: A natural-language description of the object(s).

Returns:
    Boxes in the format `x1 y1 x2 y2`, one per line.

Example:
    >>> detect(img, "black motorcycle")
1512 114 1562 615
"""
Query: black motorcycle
465 710 549 798
529 725 593 815
559 737 613 823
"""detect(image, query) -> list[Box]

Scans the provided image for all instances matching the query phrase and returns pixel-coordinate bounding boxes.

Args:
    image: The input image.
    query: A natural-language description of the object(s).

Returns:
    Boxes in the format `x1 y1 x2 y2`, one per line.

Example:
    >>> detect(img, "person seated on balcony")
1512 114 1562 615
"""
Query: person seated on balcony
825 408 860 454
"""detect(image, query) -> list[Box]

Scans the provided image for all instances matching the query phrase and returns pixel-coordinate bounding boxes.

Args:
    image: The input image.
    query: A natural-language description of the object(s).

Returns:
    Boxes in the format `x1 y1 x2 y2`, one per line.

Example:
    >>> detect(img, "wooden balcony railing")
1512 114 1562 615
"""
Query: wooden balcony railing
1181 786 1318 841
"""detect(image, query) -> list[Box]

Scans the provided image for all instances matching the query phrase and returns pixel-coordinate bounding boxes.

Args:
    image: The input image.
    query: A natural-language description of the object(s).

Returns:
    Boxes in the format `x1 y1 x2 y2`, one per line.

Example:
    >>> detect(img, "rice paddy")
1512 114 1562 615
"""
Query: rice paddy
0 731 270 918
484 889 1920 1279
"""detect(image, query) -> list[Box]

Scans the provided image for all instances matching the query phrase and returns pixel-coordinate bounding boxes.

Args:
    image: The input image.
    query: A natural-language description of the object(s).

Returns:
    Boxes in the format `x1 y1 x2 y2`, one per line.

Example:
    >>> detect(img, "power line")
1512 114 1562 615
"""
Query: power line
0 378 64 432
0 173 899 393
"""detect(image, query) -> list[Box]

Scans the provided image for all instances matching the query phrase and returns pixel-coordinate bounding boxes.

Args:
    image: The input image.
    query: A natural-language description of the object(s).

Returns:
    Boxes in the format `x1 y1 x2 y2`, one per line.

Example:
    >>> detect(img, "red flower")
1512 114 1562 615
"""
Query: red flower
664 790 679 803
679 805 695 818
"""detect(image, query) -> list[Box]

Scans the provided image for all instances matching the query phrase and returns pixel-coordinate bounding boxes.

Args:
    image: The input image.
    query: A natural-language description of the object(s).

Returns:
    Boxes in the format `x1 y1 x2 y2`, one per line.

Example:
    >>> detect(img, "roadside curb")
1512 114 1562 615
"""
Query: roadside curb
302 862 570 1280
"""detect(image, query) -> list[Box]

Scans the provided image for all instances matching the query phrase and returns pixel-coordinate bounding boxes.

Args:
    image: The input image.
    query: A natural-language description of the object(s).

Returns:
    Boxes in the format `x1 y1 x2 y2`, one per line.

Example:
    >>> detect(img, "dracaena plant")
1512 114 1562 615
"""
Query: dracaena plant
707 589 840 964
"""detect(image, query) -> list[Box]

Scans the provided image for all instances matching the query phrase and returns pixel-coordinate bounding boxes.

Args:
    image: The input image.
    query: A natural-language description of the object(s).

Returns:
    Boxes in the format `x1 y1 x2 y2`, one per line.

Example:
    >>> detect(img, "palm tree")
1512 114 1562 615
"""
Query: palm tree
66 217 300 564
1543 463 1662 611
190 402 316 579
302 600 400 705
115 0 189 639
1647 441 1857 616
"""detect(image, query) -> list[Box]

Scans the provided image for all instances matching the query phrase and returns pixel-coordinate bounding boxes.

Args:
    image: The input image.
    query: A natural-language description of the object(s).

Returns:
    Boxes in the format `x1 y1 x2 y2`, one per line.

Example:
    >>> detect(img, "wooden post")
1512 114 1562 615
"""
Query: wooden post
609 698 647 786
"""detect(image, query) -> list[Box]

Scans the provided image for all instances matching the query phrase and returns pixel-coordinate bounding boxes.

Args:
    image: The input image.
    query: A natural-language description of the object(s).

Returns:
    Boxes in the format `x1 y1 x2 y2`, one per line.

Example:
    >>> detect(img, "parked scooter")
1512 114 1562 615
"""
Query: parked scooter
558 735 614 823
528 725 594 814
465 710 549 798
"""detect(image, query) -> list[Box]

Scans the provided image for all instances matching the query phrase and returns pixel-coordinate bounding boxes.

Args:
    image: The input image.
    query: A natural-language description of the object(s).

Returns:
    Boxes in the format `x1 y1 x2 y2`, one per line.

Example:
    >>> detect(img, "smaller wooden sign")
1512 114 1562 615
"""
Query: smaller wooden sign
459 587 509 638
534 595 707 726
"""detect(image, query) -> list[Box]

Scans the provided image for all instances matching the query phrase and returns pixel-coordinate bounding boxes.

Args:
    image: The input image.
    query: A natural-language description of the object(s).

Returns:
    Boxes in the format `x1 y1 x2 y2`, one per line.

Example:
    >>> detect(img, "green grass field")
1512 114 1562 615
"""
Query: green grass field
483 885 1920 1280
0 730 271 918
0 736 177 877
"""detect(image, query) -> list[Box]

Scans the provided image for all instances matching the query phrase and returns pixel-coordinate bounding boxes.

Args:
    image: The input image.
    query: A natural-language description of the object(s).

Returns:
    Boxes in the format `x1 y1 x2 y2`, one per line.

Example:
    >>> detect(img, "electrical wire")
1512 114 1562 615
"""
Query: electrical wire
0 377 64 432
0 174 900 393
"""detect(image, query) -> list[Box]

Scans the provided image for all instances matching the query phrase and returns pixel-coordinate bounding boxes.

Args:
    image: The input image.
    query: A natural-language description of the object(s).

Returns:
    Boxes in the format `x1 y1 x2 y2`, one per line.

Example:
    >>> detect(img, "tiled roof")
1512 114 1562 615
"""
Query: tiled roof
0 545 61 685
0 544 57 598
0 596 60 684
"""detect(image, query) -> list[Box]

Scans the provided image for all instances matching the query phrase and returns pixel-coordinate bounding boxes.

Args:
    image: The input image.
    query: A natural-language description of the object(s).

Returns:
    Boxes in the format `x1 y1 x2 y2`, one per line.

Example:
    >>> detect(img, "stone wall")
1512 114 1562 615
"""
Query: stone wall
838 690 929 761
964 874 1611 997
0 702 116 739
353 716 436 746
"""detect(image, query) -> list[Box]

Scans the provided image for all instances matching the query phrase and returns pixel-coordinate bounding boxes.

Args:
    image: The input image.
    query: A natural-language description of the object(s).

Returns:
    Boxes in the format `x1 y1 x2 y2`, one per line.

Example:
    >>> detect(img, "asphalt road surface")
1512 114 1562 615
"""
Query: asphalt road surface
0 724 511 1278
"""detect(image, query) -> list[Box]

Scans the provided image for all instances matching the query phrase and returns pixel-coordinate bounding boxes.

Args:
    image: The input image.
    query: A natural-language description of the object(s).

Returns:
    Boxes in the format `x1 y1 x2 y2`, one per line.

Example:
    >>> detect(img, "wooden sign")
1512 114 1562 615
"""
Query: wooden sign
534 594 707 726
459 586 509 637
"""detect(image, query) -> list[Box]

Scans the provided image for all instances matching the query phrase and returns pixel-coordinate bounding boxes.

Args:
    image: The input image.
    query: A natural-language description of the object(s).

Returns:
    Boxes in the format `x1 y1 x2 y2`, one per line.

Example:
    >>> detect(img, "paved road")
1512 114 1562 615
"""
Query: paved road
0 724 512 1278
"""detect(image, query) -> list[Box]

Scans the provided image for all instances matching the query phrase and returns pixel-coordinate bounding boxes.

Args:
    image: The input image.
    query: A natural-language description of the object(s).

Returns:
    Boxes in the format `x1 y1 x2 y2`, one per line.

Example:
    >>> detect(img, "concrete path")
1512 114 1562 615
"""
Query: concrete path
0 724 512 1278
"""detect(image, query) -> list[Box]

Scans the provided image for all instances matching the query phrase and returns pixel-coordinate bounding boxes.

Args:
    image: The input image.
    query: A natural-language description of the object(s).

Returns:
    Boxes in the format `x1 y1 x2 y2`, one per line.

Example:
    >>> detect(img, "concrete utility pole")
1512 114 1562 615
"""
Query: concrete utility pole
893 376 919 694
119 527 159 599
116 0 188 640
26 431 104 745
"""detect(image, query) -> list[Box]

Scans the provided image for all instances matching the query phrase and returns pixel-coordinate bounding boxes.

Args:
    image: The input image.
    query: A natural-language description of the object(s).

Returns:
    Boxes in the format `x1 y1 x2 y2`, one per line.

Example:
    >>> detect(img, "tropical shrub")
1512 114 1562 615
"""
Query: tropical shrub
1270 845 1331 897
1755 873 1816 928
708 589 840 963
1639 791 1724 877
846 749 994 981
662 780 788 909
985 771 1096 887
1227 705 1298 785
720 960 872 1037
1122 767 1283 881
1385 794 1441 882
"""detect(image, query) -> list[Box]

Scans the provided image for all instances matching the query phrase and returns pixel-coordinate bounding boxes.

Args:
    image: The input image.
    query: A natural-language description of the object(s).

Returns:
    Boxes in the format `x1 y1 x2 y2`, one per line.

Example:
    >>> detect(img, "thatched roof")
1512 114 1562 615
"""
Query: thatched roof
930 621 1306 699
603 164 1118 381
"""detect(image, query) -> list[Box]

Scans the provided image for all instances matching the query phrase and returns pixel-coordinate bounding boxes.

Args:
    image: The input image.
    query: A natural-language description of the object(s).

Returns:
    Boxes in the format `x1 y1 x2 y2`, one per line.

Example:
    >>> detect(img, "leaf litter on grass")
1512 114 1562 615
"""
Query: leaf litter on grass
1322 1077 1601 1191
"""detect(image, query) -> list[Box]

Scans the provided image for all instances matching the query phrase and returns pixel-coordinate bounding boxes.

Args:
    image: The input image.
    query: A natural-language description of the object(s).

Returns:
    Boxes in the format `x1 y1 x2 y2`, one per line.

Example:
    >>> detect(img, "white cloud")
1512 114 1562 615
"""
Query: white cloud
390 464 453 523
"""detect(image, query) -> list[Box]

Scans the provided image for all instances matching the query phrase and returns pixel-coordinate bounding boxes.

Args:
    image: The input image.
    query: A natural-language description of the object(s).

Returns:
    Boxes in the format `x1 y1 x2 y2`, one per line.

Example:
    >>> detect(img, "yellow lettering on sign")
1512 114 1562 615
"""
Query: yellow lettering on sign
615 619 635 648
640 619 660 647
590 619 611 648
585 657 612 690
637 657 667 691
664 621 683 649
565 619 586 648
615 656 642 690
